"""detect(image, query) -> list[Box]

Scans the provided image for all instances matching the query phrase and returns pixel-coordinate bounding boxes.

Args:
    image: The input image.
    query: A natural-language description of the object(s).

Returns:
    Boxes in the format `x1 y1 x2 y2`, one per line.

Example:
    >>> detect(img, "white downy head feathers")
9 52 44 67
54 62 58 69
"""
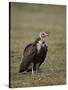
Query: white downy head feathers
39 32 48 40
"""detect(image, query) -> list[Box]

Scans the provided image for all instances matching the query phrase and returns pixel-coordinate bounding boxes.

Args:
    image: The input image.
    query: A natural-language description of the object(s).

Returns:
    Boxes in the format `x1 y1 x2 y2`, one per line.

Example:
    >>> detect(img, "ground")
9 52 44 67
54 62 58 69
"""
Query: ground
10 3 66 88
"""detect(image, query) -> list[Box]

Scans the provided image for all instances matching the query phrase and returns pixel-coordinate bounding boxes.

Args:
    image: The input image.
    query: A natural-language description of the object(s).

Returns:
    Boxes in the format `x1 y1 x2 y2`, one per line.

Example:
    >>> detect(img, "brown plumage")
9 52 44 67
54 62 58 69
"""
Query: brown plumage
19 32 48 74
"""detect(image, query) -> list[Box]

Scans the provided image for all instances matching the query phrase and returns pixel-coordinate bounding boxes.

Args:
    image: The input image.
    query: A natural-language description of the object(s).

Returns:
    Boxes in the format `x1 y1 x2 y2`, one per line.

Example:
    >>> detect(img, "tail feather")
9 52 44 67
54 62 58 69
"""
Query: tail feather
19 57 31 73
19 62 28 72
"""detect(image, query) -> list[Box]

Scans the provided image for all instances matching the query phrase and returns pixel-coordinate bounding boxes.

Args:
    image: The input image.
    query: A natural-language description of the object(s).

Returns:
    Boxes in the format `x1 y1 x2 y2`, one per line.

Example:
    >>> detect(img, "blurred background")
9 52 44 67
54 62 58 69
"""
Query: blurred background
10 2 66 88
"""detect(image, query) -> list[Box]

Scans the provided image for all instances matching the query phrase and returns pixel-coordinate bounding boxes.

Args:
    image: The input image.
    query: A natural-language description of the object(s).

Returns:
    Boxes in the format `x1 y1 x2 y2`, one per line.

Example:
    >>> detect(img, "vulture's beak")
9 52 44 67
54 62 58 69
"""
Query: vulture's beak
45 33 48 37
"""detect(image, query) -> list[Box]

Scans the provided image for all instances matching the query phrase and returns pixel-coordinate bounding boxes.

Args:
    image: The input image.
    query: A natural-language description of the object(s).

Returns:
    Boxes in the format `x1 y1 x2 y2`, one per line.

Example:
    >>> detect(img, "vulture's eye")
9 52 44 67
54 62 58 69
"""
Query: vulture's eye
42 33 45 36
42 33 44 35
41 34 45 38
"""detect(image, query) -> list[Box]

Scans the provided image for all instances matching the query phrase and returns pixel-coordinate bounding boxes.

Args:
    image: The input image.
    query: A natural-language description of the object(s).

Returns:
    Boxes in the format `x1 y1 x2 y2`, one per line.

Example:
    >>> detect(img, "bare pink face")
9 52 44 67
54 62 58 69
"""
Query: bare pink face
40 32 48 39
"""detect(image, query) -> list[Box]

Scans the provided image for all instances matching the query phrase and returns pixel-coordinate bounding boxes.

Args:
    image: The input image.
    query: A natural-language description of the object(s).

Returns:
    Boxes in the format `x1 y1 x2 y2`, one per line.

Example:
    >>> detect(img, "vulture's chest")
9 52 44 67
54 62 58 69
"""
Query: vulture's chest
36 43 44 53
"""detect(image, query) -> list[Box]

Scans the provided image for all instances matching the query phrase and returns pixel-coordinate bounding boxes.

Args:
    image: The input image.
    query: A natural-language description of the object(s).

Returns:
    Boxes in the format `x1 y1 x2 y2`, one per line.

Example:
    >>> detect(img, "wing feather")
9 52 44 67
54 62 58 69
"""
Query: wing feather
19 43 37 72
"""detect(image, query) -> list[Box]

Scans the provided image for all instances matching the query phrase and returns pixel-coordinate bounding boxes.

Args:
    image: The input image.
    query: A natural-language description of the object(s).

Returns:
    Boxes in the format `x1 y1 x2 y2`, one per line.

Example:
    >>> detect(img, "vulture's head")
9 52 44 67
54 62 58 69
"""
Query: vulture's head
34 32 48 45
39 32 48 40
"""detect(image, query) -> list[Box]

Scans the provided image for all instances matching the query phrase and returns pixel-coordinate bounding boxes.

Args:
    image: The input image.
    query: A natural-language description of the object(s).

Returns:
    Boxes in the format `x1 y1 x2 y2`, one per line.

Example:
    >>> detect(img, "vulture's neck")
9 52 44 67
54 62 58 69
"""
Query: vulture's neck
36 37 45 52
35 37 45 43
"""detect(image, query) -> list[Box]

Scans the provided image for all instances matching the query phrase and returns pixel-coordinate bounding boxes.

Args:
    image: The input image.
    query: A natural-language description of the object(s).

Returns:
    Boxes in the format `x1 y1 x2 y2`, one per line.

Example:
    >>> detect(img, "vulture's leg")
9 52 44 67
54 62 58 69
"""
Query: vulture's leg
32 63 34 75
26 64 36 72
36 63 40 73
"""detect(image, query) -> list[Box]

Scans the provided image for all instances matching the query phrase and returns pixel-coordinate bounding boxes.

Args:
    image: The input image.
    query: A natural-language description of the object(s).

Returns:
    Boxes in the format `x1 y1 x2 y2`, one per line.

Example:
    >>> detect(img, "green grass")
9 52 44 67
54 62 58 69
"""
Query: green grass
10 2 66 88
